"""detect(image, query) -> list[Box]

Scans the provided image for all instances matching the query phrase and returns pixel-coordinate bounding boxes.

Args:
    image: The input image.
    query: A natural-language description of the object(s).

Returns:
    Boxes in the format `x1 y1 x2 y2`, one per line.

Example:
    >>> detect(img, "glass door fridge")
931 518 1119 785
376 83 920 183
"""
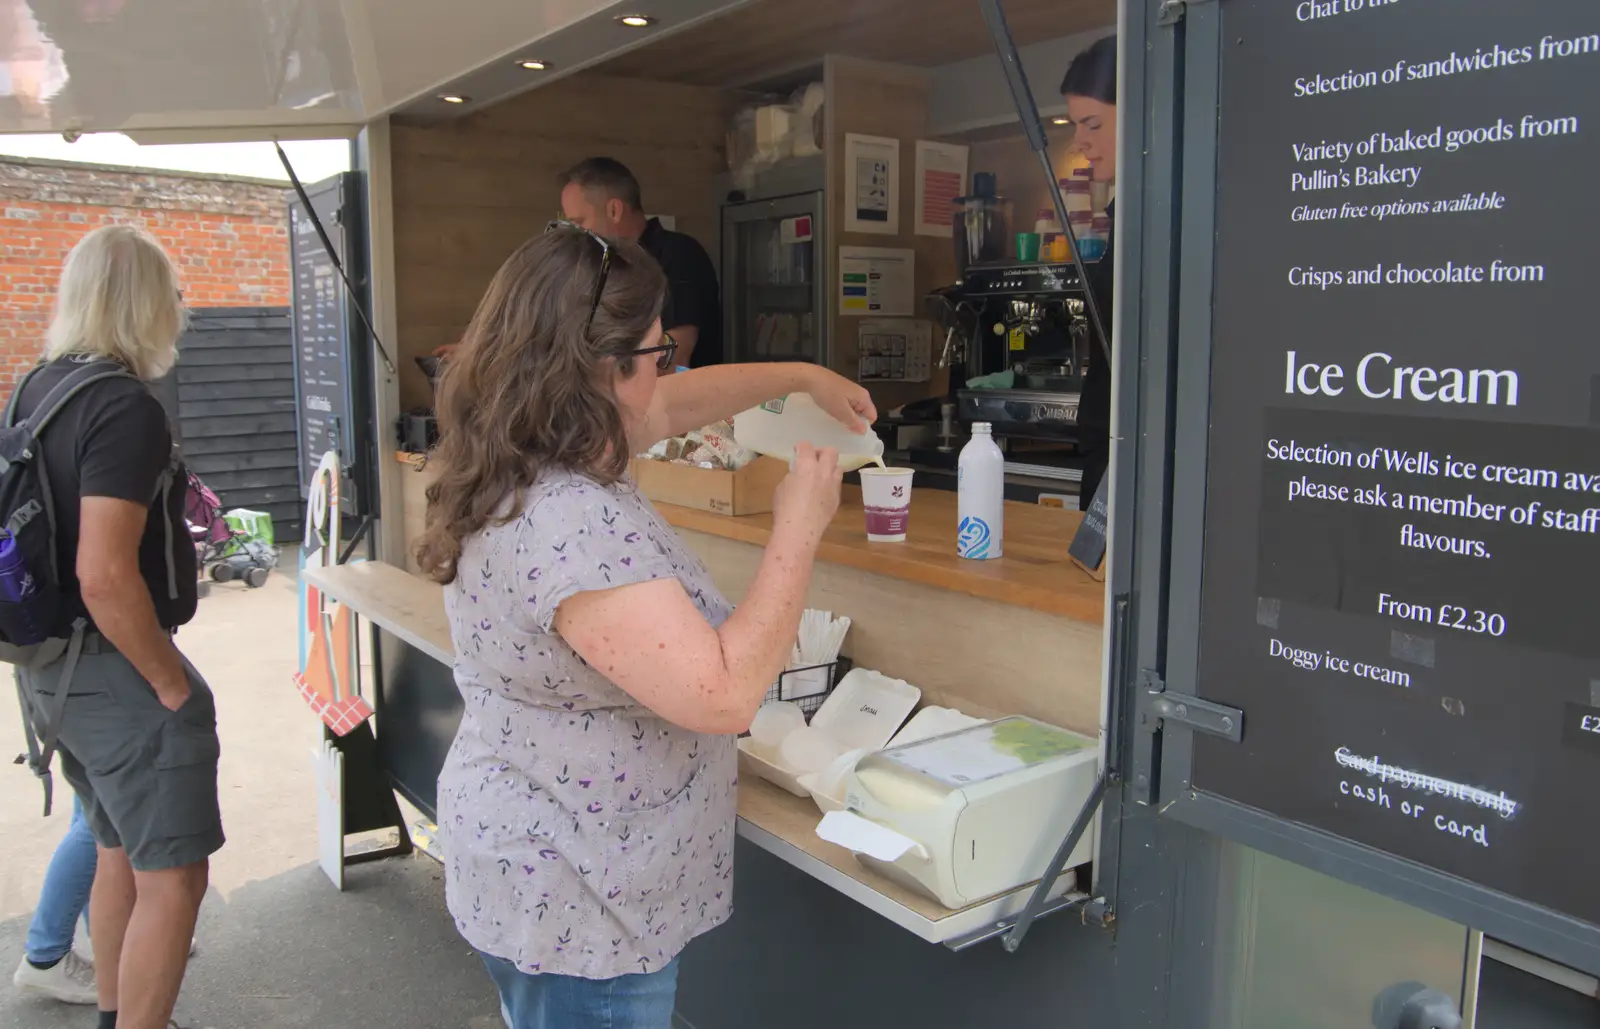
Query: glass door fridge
721 190 828 366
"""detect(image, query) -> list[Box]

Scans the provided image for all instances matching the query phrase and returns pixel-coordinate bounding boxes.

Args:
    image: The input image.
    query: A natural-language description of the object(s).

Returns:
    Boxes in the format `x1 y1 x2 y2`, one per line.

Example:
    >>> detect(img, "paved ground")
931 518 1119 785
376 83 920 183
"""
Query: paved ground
0 570 503 1029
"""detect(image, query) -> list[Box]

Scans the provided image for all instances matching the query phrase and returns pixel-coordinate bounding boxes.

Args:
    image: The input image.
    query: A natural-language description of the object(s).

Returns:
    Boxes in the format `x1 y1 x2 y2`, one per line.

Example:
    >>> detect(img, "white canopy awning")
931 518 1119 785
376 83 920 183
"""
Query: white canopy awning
0 0 752 138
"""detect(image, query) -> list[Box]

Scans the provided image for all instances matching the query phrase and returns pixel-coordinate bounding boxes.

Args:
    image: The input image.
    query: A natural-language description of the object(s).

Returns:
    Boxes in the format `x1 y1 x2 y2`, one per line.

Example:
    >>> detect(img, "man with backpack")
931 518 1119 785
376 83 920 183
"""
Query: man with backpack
9 225 219 1029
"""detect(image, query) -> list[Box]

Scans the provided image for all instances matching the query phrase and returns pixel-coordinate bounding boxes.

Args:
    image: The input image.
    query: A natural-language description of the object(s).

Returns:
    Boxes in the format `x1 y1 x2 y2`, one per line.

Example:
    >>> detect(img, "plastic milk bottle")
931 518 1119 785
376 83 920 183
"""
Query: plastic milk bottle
732 393 885 472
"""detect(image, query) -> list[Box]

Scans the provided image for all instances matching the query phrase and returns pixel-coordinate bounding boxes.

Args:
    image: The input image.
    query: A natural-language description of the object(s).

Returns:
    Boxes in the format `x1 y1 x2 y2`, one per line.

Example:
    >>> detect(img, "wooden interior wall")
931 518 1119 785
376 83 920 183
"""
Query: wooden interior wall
823 57 956 413
391 74 737 411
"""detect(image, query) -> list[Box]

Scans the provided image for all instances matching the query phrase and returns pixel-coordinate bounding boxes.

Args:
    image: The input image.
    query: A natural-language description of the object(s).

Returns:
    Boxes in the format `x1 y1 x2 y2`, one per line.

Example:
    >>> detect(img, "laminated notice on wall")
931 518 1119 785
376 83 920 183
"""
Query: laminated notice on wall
915 140 968 237
844 133 900 235
857 319 932 382
838 246 914 316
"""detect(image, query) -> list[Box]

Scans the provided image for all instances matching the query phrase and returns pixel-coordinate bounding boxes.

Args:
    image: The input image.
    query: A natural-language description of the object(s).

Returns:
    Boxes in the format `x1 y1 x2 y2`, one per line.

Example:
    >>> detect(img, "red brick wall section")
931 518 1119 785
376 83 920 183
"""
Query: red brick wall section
0 157 293 394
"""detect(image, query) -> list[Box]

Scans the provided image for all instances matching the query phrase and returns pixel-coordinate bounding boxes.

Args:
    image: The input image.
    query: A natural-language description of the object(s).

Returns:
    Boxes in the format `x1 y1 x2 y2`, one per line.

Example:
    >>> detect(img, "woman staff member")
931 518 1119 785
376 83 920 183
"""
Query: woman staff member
417 224 874 1029
1061 35 1118 511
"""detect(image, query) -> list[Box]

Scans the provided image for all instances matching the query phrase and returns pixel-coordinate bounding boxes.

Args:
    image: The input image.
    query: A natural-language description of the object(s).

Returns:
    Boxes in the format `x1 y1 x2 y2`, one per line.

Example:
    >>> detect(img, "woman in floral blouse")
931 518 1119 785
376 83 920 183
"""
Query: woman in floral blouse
416 223 874 1029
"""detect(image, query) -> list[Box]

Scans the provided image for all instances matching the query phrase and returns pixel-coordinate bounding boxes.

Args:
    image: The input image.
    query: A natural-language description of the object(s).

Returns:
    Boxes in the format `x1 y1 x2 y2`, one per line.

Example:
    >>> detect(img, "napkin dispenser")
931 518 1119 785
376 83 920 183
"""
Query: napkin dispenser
827 716 1098 910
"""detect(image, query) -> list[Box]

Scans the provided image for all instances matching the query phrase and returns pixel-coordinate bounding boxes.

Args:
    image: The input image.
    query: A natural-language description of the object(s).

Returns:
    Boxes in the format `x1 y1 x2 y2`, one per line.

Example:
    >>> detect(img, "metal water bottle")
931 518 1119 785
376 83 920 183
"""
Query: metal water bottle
957 423 1004 560
0 529 46 643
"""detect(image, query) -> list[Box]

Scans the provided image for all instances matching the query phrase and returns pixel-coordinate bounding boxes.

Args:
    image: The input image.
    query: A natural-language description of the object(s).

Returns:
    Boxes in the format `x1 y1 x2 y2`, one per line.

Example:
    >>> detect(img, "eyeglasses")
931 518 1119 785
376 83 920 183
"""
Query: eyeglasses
545 219 611 338
635 331 678 372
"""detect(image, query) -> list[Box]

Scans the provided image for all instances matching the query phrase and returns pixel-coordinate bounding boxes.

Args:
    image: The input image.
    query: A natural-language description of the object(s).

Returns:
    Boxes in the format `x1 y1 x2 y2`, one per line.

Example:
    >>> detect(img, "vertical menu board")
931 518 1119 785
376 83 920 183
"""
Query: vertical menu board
1194 2 1600 925
289 176 354 501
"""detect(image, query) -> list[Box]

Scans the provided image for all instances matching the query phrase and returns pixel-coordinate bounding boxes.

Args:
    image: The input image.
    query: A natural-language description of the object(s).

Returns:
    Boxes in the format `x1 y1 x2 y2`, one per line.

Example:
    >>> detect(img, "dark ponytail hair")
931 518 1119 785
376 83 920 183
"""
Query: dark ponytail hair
1060 35 1117 104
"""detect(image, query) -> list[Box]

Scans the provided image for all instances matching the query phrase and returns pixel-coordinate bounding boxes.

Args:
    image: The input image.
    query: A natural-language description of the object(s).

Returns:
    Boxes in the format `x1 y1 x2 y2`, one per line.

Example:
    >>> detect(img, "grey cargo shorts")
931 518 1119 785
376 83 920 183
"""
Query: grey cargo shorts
20 638 225 871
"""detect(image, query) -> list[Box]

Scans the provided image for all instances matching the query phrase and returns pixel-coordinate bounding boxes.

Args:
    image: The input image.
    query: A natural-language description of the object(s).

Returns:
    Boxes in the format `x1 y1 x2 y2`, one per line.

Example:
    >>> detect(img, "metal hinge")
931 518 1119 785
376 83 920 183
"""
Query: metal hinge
1138 670 1244 742
1158 0 1220 26
1082 897 1114 928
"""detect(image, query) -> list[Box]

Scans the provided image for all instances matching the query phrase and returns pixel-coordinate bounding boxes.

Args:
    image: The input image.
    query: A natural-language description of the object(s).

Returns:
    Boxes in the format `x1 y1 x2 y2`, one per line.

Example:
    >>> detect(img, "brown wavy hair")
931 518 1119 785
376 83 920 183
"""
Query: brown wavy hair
415 227 665 584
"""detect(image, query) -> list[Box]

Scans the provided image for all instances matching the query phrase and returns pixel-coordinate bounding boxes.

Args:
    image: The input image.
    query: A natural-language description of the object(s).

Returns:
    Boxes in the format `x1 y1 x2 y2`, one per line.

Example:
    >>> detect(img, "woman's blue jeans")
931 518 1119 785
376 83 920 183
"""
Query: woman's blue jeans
478 951 680 1029
25 796 96 965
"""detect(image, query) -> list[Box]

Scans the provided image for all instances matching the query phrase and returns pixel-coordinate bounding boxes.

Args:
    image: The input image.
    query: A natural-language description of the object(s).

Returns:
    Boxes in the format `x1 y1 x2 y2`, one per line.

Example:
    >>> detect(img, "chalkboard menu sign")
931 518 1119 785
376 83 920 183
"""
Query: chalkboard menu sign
289 173 368 512
1193 2 1600 928
1067 476 1108 580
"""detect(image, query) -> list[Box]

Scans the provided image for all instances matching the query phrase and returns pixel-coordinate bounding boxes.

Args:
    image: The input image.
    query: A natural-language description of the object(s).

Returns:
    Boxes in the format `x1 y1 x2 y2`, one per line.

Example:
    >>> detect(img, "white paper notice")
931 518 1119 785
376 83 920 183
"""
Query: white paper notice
914 140 968 238
844 133 900 235
816 810 926 862
779 664 831 701
838 246 914 317
857 318 932 382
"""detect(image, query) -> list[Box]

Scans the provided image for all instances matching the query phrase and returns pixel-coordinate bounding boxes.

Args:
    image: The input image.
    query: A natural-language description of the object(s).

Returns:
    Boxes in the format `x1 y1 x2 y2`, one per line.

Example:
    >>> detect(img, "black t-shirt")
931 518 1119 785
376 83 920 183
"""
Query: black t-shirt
639 218 724 368
13 359 198 634
1077 200 1116 440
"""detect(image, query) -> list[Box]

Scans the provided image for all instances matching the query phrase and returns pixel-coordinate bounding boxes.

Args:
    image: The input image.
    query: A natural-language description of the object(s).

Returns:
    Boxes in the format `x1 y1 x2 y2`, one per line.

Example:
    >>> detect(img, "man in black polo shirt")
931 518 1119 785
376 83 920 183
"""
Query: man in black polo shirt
558 157 724 370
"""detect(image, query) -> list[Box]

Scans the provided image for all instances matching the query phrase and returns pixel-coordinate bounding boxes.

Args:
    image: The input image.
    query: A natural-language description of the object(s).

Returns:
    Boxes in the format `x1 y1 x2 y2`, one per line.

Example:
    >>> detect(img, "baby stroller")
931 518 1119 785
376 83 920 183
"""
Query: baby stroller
185 470 277 588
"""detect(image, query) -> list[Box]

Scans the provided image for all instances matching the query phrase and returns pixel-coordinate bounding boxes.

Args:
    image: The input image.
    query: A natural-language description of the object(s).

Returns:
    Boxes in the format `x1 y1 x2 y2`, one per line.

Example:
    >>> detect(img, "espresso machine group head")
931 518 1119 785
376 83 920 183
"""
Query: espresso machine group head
936 261 1094 443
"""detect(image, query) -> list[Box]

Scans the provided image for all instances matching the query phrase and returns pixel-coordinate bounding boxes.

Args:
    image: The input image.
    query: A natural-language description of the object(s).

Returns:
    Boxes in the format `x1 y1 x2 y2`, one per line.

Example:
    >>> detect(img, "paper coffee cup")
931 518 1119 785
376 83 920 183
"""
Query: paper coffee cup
860 467 914 542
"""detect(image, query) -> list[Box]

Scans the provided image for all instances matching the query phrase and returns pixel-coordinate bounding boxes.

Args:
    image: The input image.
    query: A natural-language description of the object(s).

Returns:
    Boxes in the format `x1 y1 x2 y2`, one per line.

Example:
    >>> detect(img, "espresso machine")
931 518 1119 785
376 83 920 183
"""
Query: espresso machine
877 167 1104 492
919 261 1094 482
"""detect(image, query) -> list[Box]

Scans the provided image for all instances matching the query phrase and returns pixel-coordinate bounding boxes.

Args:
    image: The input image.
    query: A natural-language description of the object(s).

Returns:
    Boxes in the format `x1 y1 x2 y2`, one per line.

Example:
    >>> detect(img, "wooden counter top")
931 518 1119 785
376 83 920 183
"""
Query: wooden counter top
654 486 1106 624
302 560 453 665
298 557 1089 946
395 450 1104 623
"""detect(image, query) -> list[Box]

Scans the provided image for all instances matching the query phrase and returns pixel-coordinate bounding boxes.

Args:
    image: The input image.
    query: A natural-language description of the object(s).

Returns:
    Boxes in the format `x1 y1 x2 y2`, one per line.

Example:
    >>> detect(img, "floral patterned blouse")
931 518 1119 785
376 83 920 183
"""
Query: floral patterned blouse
437 470 737 980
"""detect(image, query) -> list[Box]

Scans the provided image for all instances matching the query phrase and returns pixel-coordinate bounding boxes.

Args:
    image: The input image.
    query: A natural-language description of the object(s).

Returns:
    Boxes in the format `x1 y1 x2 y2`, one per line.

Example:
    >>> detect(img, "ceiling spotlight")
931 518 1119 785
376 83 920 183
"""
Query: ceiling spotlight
1050 116 1071 126
438 94 469 104
517 59 549 71
616 14 656 27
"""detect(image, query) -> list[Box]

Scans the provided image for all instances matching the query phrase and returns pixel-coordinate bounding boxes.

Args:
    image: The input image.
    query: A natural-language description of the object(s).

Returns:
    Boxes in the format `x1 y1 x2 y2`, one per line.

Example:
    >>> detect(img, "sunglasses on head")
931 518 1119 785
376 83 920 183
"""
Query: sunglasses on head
546 219 611 338
545 220 677 372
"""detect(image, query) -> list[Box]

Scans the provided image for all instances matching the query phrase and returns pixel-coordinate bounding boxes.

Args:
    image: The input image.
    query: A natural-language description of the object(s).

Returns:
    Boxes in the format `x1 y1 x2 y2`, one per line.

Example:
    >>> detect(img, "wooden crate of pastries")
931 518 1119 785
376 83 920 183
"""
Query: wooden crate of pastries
398 448 785 560
628 456 786 516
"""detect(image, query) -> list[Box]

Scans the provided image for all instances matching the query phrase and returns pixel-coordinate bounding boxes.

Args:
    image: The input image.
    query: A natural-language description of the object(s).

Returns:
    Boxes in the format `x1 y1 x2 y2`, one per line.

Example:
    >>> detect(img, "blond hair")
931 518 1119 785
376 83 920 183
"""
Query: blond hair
45 225 186 380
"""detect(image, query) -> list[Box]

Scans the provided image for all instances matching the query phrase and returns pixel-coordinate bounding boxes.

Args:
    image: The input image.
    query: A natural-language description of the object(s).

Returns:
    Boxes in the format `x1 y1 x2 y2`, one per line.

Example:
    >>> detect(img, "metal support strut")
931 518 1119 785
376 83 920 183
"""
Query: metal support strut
946 0 1116 956
976 0 1112 367
274 143 396 376
1002 768 1112 952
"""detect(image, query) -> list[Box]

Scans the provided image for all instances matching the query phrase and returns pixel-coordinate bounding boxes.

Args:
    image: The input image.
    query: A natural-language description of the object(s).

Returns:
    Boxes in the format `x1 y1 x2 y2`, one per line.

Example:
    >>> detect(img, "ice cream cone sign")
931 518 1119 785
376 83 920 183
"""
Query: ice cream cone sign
294 451 373 734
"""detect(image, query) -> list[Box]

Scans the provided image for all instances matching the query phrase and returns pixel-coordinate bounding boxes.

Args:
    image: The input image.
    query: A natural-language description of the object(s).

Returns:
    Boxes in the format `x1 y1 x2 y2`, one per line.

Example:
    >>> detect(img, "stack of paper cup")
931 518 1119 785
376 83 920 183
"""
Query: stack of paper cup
859 467 915 543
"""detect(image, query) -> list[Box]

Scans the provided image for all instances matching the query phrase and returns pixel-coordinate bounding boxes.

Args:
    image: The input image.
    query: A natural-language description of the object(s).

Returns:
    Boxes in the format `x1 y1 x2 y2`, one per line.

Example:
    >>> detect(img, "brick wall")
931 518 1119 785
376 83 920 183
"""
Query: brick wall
0 157 293 394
